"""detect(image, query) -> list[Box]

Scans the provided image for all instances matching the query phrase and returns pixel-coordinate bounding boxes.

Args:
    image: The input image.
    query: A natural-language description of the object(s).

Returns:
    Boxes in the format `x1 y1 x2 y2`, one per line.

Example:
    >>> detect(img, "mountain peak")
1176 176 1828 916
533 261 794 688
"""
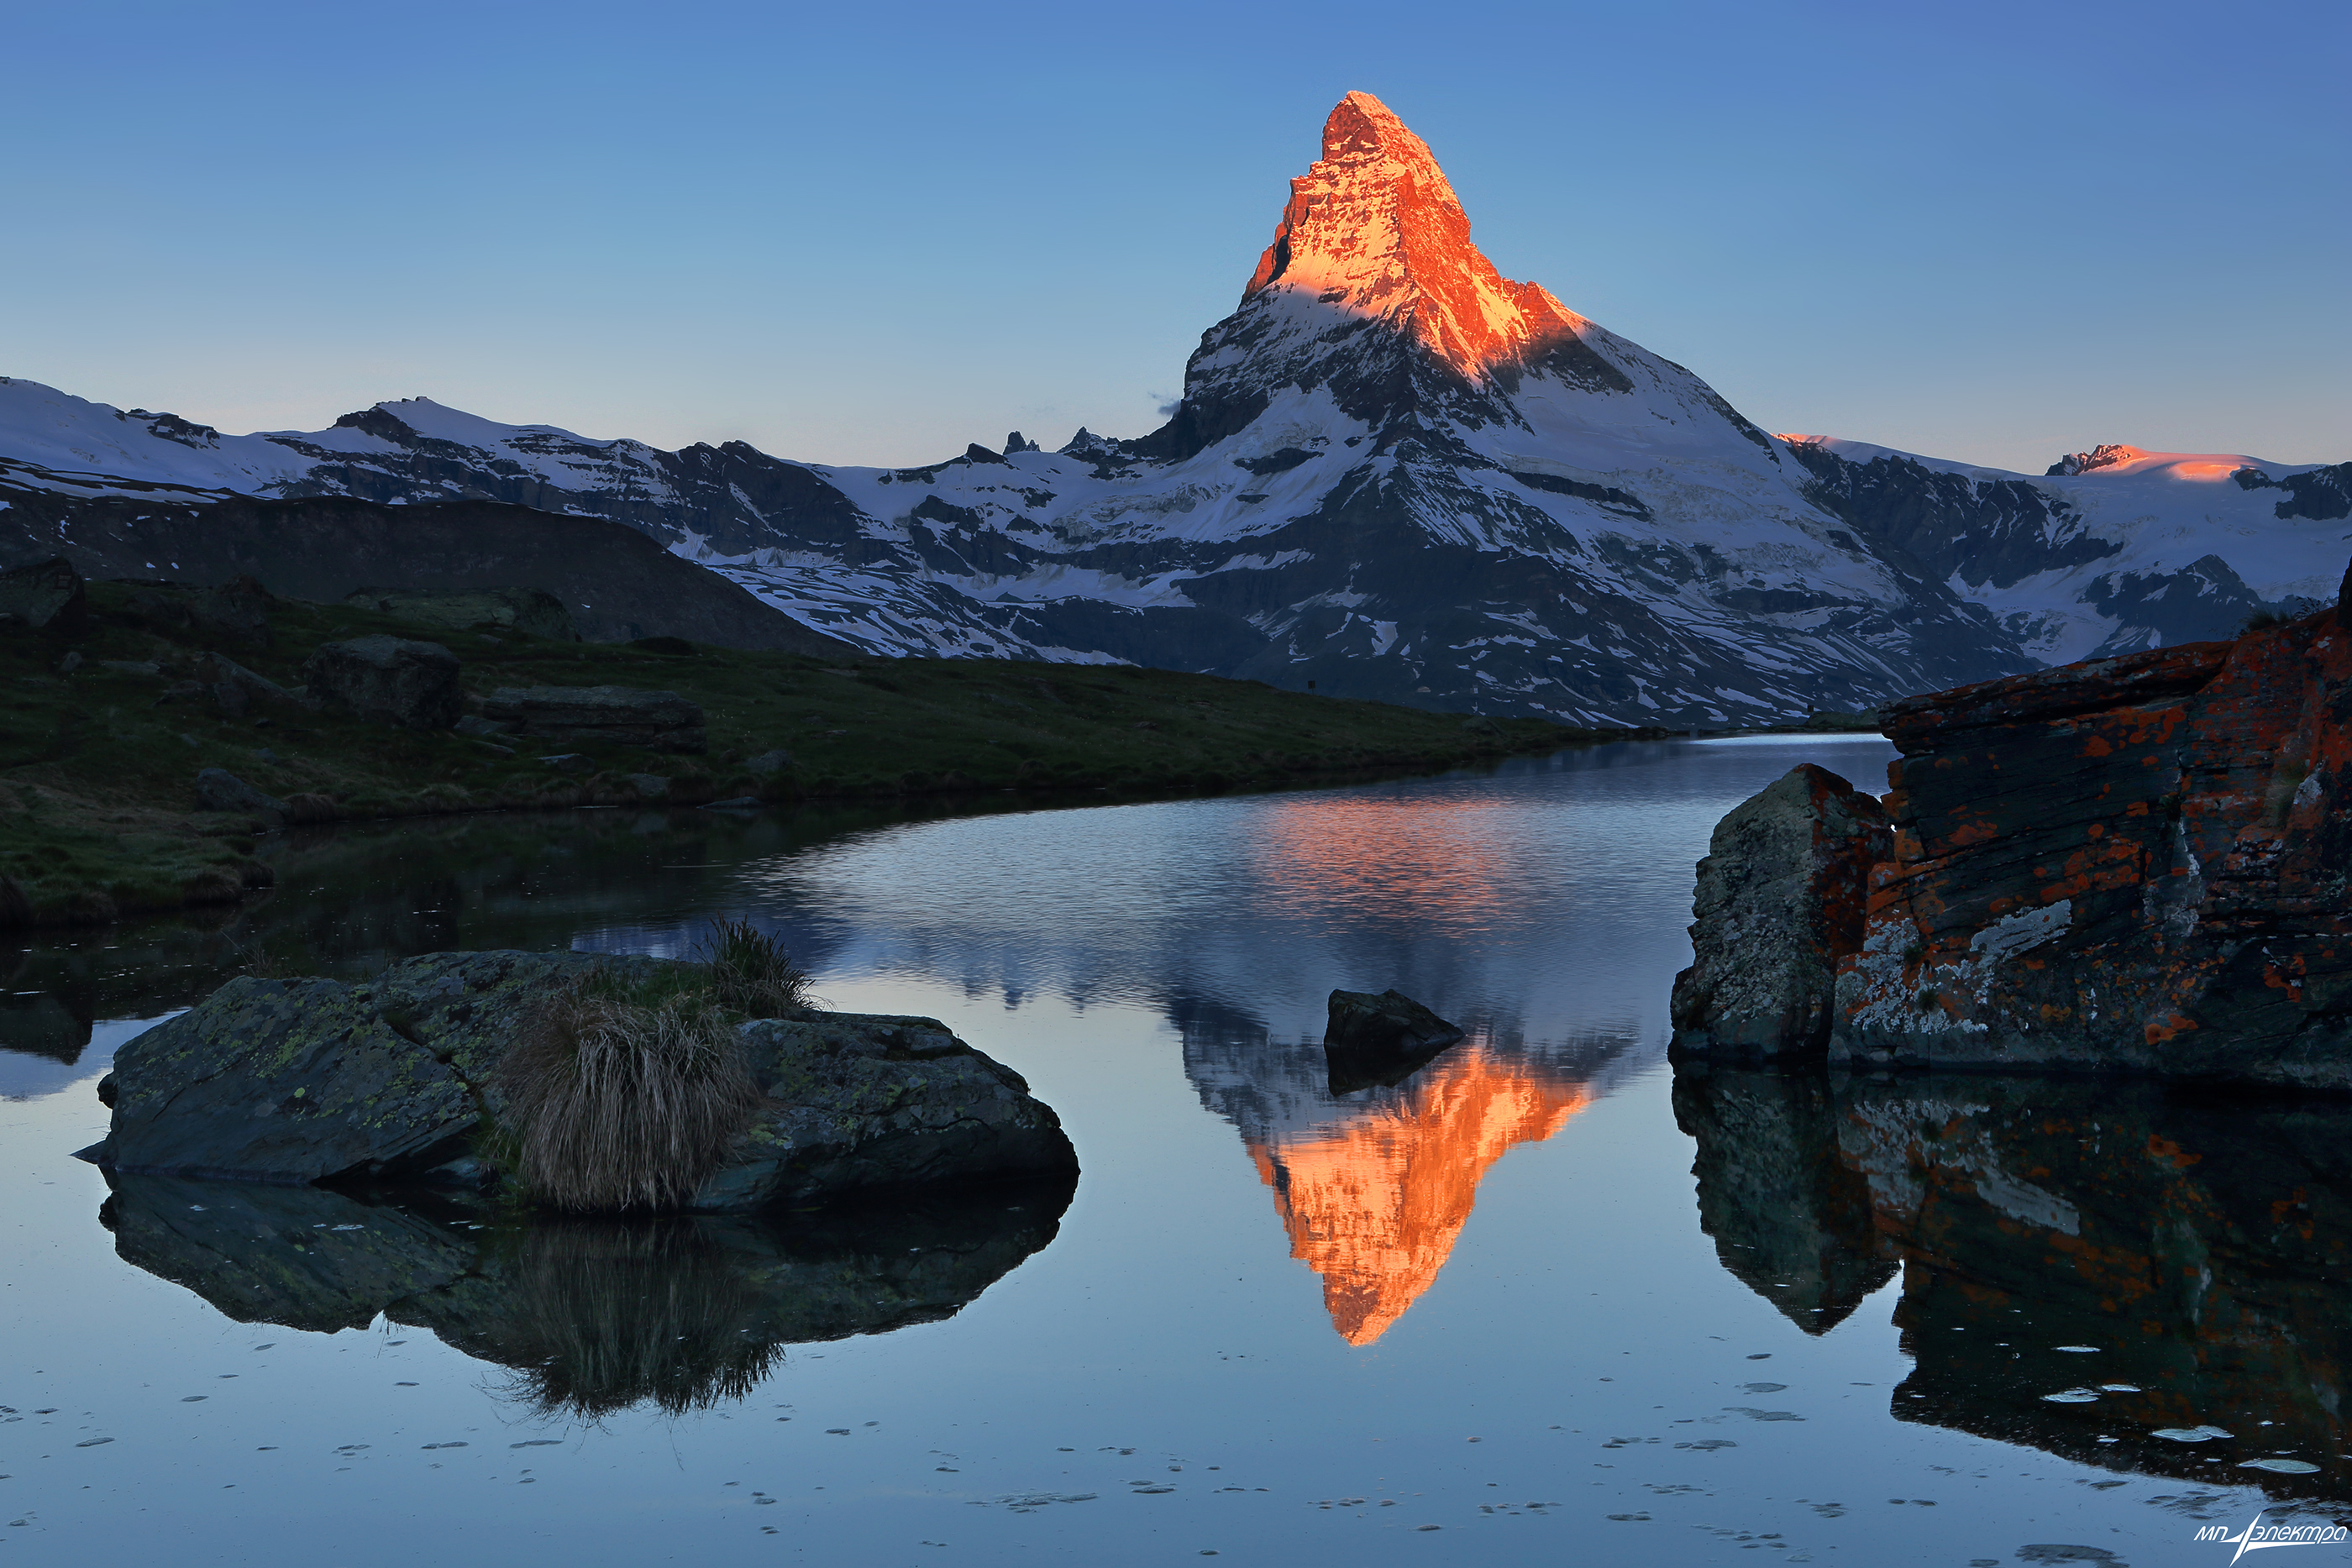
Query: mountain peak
1242 91 1587 381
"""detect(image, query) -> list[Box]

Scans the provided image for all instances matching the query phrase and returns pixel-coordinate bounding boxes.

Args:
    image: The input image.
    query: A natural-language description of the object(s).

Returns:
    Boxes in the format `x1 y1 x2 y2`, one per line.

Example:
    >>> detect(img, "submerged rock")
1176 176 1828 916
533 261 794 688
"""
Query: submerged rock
1671 763 1892 1060
84 950 1078 1211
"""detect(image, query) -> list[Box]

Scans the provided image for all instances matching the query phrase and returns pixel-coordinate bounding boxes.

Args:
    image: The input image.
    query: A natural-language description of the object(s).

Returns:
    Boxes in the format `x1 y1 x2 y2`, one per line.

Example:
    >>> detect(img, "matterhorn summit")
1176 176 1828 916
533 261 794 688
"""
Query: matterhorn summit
6 93 2344 720
1238 92 1609 392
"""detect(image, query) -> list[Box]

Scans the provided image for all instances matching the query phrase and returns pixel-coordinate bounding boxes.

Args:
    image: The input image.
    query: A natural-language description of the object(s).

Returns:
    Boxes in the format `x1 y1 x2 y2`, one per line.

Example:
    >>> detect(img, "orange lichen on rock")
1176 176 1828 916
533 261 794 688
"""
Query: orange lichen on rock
1822 577 2352 1084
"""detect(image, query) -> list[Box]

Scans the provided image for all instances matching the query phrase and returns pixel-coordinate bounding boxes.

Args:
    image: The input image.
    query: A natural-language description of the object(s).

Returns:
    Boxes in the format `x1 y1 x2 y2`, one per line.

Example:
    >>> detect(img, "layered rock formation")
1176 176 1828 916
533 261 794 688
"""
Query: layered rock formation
1680 578 2352 1083
1837 599 2352 1082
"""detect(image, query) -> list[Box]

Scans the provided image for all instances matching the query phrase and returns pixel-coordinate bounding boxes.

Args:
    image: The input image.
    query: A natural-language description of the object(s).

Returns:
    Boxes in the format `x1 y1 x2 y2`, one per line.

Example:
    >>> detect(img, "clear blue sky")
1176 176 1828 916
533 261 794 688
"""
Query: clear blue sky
8 0 2344 473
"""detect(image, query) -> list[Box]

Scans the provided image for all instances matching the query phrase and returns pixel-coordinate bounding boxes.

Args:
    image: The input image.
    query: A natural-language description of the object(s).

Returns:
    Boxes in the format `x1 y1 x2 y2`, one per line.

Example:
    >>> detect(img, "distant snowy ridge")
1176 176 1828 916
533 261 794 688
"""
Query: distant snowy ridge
4 92 2345 724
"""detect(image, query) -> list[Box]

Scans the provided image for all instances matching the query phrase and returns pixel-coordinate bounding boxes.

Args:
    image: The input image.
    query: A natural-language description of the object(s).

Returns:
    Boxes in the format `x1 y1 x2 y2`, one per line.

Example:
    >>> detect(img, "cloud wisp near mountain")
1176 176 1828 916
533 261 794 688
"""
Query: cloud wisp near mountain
4 92 2344 721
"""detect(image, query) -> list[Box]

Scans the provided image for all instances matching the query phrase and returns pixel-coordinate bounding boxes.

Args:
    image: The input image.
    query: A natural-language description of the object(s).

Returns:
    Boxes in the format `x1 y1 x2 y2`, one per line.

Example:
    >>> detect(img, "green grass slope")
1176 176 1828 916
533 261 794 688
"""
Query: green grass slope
0 581 1664 926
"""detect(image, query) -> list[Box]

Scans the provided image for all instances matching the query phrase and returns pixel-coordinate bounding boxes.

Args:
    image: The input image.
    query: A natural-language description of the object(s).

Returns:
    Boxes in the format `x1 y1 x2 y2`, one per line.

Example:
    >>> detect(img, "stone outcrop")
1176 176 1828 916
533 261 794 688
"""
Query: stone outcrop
692 1014 1079 1209
480 684 707 753
1672 763 1892 1058
302 634 462 729
0 554 83 629
1677 594 2352 1084
85 951 1078 1210
1835 606 2352 1083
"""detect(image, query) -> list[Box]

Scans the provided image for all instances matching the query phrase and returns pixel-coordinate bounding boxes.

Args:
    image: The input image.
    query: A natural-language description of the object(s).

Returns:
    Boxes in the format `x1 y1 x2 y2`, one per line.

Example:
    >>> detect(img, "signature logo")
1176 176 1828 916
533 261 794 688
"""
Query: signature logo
2193 1513 2349 1560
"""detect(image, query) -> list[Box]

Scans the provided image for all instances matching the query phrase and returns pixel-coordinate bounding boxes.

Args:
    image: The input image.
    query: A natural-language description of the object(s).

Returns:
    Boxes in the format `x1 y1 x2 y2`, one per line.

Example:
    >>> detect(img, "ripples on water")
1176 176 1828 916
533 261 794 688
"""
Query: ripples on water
3 736 2344 1563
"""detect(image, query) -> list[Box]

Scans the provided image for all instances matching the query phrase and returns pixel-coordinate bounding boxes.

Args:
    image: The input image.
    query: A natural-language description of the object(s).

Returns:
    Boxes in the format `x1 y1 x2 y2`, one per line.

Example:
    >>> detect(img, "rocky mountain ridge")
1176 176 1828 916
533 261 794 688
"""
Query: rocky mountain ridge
5 92 2344 722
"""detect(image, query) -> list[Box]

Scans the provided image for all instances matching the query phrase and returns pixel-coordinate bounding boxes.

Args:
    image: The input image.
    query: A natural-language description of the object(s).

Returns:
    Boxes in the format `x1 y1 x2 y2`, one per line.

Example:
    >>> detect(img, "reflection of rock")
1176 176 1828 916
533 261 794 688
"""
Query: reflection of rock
92 951 1078 1209
99 1172 474 1333
0 992 91 1064
1686 1066 2352 1496
1669 1066 1893 1331
1189 1025 1629 1344
99 1169 1074 1417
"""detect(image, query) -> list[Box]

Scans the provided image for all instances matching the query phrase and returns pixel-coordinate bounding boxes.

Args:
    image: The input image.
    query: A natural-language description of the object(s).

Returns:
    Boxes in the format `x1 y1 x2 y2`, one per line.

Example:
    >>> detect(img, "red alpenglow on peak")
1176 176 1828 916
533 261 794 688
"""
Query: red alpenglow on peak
1245 91 1589 380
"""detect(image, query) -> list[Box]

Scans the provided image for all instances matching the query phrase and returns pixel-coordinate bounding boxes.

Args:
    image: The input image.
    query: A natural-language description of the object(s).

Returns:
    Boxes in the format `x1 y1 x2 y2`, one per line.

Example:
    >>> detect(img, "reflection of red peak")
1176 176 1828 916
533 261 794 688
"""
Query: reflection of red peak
1247 1041 1593 1345
1243 91 1591 380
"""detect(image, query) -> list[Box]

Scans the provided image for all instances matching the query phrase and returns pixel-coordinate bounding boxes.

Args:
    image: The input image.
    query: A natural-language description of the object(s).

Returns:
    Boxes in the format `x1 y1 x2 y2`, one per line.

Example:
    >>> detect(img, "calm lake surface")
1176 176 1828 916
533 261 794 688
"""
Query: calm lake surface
5 737 2346 1565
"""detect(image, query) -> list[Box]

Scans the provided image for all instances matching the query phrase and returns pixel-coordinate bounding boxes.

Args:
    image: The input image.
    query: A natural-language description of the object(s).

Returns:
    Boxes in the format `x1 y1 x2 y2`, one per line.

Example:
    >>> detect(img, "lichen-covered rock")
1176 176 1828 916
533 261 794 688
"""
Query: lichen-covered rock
1672 763 1892 1058
87 951 1077 1210
1833 611 2352 1083
692 1013 1079 1209
302 634 462 729
481 685 707 753
92 975 481 1182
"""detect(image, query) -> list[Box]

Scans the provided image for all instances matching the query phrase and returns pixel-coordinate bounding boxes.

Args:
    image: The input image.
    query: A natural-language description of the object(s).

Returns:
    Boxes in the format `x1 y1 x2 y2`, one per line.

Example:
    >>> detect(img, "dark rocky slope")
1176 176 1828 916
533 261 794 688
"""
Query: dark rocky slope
0 488 850 653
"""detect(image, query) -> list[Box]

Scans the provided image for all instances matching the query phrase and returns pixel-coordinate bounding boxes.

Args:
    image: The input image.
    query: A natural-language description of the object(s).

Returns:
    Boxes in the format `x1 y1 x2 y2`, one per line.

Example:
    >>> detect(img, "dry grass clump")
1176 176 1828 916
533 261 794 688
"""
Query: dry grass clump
495 923 810 1212
497 971 763 1212
698 916 811 1018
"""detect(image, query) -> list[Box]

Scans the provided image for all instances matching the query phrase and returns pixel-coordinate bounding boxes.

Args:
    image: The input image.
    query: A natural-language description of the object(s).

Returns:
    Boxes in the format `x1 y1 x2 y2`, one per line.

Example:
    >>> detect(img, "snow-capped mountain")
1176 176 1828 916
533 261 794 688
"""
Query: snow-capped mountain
4 92 2344 723
1783 437 2352 664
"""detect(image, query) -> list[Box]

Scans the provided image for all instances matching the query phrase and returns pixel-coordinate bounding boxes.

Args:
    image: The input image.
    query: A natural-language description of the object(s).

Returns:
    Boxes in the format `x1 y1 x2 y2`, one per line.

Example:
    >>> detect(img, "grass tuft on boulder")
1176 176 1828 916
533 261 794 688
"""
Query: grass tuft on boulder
496 963 766 1213
700 916 810 1018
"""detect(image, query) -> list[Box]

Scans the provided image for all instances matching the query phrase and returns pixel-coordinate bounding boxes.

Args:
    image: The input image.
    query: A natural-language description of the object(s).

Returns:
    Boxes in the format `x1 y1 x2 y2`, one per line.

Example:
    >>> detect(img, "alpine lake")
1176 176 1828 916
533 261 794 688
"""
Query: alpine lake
4 735 2345 1566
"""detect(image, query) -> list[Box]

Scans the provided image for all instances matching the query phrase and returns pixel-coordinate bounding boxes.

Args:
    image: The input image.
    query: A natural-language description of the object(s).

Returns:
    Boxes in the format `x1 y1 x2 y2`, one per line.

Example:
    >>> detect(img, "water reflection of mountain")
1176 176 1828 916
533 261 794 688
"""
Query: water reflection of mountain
1189 1023 1645 1344
1677 1067 2352 1500
99 1171 1073 1417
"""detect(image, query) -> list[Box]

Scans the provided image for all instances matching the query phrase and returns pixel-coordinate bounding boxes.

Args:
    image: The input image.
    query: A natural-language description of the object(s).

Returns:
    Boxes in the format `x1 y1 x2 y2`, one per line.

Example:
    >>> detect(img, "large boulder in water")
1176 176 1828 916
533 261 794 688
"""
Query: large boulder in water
85 951 1077 1209
1671 763 1892 1060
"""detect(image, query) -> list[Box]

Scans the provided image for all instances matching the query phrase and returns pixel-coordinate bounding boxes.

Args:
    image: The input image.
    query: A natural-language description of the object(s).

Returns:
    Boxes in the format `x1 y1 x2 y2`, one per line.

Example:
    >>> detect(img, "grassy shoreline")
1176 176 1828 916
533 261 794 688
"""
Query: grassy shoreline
2 580 1671 927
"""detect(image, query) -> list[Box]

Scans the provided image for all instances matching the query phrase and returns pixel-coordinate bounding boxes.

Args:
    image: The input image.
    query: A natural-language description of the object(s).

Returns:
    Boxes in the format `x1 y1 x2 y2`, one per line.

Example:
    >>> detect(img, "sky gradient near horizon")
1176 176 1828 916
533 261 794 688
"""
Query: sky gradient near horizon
7 0 2345 474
